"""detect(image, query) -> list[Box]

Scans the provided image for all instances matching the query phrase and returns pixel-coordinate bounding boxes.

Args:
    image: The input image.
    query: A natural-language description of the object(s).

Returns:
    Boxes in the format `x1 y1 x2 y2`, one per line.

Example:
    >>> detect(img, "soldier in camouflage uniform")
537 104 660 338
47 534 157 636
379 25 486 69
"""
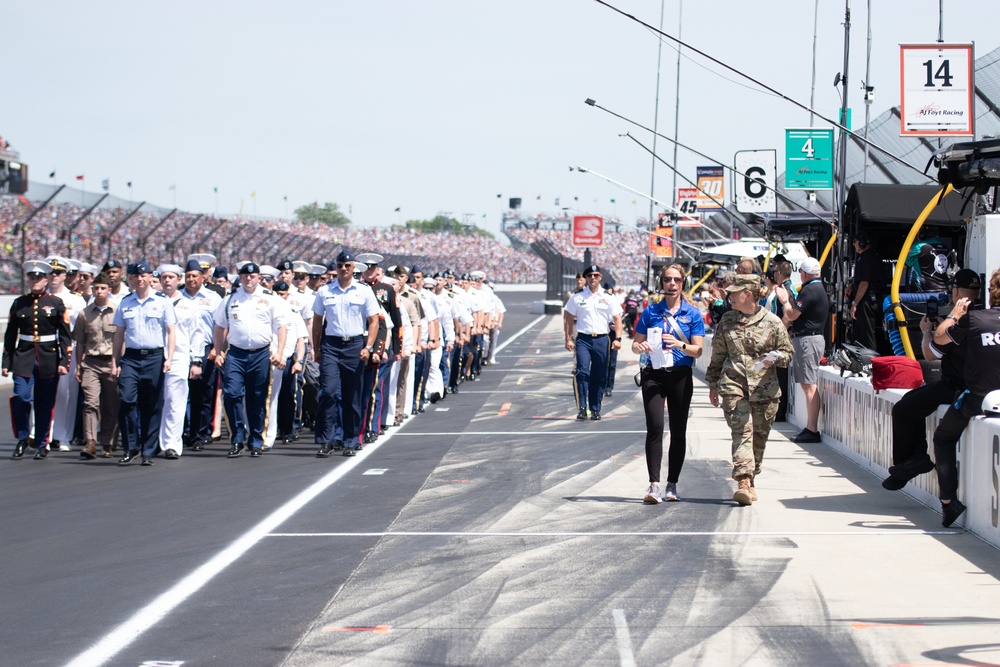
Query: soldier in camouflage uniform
705 274 793 506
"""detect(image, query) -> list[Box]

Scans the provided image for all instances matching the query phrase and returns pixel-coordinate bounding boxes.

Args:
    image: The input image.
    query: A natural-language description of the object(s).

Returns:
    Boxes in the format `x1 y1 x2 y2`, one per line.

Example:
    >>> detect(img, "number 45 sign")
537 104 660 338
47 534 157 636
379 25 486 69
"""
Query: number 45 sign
900 43 974 136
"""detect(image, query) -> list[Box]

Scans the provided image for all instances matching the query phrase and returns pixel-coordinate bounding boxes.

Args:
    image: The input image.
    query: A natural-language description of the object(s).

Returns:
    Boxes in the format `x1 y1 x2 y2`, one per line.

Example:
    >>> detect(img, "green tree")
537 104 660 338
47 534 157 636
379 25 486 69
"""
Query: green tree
393 215 494 239
294 202 351 228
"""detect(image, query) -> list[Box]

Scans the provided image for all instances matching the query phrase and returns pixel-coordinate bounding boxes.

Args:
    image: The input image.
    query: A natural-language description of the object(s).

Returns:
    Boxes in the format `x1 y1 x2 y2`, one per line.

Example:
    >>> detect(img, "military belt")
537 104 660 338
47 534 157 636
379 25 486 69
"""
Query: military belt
19 334 57 343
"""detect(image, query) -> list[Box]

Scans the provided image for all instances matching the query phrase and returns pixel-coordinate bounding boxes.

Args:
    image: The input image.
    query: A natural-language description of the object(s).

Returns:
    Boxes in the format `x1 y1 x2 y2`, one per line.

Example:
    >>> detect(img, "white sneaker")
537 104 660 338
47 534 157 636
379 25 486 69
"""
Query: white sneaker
662 482 680 501
643 483 662 504
58 442 72 452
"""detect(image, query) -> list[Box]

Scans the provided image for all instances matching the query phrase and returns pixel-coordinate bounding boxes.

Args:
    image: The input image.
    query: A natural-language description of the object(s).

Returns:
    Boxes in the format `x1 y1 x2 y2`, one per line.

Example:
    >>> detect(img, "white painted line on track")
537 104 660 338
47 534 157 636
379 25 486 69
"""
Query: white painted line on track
267 529 959 538
64 431 400 667
494 315 547 354
63 313 553 667
393 430 647 435
612 609 636 667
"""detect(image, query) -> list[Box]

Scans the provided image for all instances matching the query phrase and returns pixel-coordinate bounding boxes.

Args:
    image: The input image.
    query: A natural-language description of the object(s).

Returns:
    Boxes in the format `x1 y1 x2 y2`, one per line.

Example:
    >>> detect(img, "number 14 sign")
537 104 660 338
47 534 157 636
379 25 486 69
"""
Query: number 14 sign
900 43 974 136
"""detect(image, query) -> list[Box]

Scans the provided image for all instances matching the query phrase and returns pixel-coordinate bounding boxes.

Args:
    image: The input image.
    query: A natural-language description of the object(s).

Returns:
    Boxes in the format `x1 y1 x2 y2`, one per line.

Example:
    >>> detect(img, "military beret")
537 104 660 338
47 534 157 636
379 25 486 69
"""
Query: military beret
239 262 260 275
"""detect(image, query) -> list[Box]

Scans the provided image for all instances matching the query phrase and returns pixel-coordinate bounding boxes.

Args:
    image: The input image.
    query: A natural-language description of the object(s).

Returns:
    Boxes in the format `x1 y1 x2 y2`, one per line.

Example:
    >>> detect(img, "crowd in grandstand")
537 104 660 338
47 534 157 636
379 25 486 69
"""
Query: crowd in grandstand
0 196 665 291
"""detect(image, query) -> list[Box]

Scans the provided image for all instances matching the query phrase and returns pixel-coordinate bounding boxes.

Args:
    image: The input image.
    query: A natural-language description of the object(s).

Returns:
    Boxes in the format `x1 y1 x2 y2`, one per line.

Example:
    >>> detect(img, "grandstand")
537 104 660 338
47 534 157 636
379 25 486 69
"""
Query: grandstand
0 182 545 292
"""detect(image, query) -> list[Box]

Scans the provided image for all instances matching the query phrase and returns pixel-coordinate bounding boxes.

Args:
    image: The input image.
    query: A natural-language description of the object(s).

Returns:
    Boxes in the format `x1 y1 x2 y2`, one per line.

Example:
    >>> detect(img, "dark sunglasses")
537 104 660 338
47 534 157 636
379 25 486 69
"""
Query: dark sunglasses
293 273 307 279
337 262 352 268
663 276 683 283
51 270 66 275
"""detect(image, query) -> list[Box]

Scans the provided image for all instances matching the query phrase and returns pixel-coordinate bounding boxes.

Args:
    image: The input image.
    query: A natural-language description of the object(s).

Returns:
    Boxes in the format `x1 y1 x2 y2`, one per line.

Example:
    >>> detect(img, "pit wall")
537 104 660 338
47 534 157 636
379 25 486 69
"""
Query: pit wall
695 334 1000 549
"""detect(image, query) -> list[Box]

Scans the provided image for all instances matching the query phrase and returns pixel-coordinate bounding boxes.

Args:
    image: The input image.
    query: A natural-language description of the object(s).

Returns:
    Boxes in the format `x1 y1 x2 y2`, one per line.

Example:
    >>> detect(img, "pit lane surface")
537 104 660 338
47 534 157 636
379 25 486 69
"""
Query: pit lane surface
3 289 1000 667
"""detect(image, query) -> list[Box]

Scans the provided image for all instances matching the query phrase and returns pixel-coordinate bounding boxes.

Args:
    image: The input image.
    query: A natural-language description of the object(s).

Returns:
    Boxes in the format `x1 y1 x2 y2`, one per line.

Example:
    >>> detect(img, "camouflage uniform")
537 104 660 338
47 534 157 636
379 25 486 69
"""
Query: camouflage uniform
705 303 793 481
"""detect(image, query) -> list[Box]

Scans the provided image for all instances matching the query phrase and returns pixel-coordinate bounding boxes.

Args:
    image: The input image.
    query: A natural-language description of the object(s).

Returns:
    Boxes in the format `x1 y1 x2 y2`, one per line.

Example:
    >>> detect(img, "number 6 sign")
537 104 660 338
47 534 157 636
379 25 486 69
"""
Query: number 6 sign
734 150 776 214
900 43 974 137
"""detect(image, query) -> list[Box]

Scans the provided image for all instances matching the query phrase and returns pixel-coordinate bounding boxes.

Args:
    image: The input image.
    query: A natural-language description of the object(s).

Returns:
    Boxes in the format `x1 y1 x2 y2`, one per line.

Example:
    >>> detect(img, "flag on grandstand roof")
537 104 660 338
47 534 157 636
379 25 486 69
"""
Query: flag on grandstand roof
213 186 217 193
48 171 55 179
75 175 83 181
168 184 176 191
394 207 400 212
101 179 109 191
126 181 132 188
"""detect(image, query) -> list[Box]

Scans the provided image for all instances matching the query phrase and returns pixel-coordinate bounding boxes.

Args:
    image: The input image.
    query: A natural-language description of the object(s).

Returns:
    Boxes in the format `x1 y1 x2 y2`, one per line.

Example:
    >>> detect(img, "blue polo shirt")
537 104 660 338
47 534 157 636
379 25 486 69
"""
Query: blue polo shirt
635 298 705 368
113 291 177 350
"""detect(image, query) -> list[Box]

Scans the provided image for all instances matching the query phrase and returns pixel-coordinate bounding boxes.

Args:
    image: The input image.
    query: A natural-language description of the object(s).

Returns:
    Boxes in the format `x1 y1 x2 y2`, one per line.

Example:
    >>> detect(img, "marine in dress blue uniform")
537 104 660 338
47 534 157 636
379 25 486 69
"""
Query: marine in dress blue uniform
562 264 622 420
3 261 72 459
312 251 380 457
213 262 288 458
113 261 177 466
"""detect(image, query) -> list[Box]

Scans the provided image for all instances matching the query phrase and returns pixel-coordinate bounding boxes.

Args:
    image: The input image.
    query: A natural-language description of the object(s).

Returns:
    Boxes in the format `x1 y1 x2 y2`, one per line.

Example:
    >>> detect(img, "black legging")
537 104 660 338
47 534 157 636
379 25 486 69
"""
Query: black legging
641 365 694 484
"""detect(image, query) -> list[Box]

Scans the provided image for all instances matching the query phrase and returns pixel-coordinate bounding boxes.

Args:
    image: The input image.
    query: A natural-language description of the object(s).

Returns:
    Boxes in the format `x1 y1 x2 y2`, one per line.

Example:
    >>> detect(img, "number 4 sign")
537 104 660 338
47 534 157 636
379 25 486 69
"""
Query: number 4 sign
900 43 974 136
733 150 776 214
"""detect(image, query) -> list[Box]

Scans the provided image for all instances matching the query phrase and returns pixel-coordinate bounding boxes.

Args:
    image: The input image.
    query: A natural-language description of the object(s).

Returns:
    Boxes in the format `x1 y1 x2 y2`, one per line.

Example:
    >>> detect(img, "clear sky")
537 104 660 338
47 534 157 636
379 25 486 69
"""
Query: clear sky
5 0 999 236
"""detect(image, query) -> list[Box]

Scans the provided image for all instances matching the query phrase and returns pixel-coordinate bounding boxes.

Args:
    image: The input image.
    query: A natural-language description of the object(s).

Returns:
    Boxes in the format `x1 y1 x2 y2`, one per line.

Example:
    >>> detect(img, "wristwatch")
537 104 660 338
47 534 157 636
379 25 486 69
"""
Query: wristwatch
365 345 375 353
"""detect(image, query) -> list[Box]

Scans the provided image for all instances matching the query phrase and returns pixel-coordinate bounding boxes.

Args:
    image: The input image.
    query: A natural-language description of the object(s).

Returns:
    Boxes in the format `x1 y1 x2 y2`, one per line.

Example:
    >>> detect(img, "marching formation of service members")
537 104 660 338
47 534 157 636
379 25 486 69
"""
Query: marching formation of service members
2 252 506 463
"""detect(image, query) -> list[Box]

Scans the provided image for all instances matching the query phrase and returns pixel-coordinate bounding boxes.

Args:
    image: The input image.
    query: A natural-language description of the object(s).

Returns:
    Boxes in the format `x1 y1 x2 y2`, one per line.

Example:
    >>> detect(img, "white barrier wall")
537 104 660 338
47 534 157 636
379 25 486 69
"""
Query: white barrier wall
696 333 1000 548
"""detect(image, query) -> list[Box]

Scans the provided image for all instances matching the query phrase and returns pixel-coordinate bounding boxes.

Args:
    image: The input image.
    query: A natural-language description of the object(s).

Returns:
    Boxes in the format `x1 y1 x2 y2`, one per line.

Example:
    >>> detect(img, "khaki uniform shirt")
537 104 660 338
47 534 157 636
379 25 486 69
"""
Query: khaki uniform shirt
73 302 118 358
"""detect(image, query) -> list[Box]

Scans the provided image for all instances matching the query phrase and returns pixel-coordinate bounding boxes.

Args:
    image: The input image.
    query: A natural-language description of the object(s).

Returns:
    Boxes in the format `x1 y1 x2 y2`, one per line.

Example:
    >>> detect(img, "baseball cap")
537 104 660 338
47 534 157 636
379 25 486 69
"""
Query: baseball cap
724 274 762 292
951 268 982 290
798 257 822 275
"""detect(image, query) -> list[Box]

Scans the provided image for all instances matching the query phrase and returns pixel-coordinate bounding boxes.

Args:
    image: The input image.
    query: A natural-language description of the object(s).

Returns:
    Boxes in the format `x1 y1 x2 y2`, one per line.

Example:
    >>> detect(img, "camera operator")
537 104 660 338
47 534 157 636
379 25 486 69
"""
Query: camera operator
882 269 981 491
929 267 1000 527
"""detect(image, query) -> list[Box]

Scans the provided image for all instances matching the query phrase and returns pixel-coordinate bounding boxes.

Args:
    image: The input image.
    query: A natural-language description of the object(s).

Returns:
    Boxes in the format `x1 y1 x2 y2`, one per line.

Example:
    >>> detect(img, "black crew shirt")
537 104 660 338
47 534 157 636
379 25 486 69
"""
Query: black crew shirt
790 279 829 336
851 249 886 296
947 306 1000 396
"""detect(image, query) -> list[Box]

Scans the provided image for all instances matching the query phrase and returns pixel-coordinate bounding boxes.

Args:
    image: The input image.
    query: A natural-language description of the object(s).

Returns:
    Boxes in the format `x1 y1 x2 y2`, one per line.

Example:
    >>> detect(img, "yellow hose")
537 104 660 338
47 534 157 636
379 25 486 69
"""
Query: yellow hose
818 231 837 267
688 265 716 297
890 184 955 359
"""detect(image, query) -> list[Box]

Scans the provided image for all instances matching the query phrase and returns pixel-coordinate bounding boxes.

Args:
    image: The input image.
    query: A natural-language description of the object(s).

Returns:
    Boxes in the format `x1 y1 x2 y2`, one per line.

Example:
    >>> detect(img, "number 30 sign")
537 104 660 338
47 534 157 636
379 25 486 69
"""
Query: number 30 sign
900 43 974 137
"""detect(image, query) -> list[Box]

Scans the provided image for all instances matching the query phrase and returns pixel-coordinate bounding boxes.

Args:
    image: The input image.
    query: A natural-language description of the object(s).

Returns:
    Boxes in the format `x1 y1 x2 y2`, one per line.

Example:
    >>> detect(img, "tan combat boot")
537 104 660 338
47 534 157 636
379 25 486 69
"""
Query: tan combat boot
733 478 754 505
749 478 757 502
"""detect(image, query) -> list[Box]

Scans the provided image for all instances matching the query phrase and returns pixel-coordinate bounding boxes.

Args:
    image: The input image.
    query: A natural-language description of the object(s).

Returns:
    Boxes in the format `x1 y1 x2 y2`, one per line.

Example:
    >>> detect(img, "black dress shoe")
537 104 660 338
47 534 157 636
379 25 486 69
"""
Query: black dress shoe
164 449 179 460
317 443 335 458
590 411 602 421
12 439 29 459
429 392 441 404
249 448 263 458
576 409 588 421
34 448 48 460
118 450 140 465
190 440 205 451
227 442 246 458
141 457 154 466
342 448 356 457
333 440 344 451
603 390 613 398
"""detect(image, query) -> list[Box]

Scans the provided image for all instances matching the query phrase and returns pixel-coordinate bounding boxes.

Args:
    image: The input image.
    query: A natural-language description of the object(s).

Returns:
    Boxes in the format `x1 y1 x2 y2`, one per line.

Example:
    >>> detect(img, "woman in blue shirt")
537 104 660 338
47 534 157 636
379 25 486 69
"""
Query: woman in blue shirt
632 264 705 503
